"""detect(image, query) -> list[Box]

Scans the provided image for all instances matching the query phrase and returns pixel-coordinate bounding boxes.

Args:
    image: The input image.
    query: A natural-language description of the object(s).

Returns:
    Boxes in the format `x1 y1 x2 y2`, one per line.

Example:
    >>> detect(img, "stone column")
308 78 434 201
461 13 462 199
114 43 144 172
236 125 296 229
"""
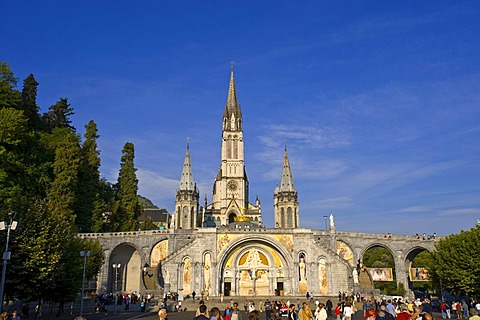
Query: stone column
97 258 109 293
394 255 410 298
234 269 239 296
269 268 274 295
211 261 217 297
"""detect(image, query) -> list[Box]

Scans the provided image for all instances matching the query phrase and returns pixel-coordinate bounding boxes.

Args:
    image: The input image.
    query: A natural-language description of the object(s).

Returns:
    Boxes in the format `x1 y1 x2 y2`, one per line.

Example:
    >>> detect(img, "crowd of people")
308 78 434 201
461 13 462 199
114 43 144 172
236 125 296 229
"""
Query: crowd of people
156 295 480 320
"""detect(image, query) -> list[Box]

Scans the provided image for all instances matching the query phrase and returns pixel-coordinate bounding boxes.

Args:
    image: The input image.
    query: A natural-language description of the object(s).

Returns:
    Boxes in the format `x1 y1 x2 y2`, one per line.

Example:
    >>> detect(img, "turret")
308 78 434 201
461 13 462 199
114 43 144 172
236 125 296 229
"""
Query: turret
175 142 200 229
274 146 299 228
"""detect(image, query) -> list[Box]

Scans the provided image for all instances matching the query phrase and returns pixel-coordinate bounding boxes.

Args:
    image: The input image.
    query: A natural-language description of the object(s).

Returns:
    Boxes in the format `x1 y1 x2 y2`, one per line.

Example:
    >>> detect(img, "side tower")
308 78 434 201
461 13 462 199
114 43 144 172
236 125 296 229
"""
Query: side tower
274 146 299 228
209 68 262 226
174 143 200 229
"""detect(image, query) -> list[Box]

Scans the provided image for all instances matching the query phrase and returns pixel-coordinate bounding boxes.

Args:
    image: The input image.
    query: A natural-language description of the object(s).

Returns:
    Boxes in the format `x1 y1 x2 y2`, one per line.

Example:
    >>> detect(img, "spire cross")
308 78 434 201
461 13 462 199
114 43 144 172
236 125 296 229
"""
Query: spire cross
230 61 235 72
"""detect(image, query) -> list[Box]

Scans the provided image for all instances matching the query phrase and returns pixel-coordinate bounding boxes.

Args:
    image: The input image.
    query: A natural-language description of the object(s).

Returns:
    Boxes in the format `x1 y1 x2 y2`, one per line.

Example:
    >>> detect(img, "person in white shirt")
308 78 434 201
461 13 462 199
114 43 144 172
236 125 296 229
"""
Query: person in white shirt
315 302 328 320
343 302 354 320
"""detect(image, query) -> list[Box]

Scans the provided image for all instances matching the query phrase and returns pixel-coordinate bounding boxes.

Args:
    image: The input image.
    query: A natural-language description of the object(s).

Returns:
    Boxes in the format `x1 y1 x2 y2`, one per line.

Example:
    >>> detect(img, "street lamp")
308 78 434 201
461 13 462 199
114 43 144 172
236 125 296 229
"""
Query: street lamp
323 215 328 231
79 250 91 317
112 263 121 314
0 212 18 312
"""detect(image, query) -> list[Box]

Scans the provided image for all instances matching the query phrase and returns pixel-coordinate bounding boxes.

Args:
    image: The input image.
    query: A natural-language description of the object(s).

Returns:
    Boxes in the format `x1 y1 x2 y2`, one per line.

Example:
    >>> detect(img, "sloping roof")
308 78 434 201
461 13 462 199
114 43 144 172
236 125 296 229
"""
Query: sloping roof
140 208 169 223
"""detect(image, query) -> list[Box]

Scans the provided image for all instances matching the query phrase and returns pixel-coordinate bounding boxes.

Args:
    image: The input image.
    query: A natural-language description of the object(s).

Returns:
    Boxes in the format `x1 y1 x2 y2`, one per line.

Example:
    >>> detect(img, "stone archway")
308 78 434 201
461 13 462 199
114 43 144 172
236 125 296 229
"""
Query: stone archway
361 243 396 294
217 236 294 297
109 243 142 293
404 246 433 291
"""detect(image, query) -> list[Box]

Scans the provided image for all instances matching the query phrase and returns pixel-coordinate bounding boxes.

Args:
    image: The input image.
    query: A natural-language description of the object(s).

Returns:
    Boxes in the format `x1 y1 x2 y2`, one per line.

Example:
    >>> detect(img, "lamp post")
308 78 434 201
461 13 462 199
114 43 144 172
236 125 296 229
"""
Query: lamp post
79 250 91 317
323 215 328 231
112 263 121 314
0 212 18 312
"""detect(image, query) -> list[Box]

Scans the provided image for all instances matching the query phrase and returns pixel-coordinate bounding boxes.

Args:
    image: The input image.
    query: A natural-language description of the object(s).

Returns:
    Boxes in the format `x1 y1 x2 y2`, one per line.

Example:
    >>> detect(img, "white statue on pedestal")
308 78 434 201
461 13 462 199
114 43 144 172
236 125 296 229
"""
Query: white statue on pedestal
352 268 359 284
329 213 335 230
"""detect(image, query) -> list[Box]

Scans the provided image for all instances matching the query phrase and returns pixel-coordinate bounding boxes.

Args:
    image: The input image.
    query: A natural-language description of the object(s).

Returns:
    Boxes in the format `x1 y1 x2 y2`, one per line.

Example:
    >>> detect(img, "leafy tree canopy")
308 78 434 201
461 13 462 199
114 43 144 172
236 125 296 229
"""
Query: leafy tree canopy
433 226 480 296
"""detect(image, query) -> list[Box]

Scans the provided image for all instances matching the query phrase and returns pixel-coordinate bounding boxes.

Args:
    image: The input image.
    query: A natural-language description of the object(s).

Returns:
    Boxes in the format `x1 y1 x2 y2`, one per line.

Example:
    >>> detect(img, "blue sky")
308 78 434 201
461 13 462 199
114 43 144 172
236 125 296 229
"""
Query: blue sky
2 1 479 235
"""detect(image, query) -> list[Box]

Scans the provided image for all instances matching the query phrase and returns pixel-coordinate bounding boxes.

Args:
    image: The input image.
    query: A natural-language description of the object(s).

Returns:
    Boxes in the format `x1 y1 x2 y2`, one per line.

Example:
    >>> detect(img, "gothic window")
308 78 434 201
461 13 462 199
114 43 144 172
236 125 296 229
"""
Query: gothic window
233 138 238 159
190 207 195 229
287 207 293 228
182 206 188 228
280 208 285 228
226 135 232 158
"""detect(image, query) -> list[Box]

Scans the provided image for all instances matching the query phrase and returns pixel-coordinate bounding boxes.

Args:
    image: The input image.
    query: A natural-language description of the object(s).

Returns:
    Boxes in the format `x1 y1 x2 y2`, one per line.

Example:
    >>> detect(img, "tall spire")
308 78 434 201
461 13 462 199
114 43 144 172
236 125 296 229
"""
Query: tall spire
222 66 242 131
279 146 296 192
179 141 195 191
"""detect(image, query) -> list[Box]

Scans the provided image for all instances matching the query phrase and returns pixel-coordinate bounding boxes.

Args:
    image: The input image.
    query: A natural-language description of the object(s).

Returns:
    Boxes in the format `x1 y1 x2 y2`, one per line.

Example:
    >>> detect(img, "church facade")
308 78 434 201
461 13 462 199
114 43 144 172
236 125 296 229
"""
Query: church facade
84 70 435 298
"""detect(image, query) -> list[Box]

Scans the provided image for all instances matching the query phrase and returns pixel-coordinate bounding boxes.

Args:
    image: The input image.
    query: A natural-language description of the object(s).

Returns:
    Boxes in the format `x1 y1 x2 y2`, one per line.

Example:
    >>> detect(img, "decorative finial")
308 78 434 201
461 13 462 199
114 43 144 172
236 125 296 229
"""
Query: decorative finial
230 61 235 72
186 136 190 149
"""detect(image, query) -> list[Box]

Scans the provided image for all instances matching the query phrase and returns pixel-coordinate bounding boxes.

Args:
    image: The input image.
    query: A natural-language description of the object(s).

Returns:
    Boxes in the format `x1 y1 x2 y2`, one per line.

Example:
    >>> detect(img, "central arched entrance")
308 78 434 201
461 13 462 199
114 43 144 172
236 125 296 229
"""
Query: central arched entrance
218 237 292 297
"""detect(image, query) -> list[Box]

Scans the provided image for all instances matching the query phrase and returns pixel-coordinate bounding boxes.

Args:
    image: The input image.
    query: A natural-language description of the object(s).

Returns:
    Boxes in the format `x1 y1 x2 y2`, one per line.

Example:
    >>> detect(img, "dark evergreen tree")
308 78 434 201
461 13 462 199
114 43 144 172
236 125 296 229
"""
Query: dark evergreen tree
43 98 75 132
114 142 141 231
21 73 43 131
46 129 81 218
76 120 101 232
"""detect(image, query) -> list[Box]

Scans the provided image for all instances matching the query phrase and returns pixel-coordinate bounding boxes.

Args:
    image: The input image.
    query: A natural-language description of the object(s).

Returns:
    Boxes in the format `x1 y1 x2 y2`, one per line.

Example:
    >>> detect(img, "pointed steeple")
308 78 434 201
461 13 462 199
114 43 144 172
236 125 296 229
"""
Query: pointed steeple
222 66 242 131
279 146 296 192
179 142 195 191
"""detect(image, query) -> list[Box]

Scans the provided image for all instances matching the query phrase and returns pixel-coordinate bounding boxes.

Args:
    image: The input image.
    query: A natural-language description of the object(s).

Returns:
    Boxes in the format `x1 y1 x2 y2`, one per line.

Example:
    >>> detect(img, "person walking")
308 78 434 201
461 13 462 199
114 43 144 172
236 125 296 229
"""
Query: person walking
315 303 327 320
299 302 313 320
265 299 273 320
343 302 354 320
288 304 297 320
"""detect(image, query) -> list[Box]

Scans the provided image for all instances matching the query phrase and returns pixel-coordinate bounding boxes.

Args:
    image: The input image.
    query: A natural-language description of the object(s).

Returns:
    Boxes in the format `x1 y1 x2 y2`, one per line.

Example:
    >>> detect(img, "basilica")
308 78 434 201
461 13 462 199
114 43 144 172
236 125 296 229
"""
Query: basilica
86 70 435 298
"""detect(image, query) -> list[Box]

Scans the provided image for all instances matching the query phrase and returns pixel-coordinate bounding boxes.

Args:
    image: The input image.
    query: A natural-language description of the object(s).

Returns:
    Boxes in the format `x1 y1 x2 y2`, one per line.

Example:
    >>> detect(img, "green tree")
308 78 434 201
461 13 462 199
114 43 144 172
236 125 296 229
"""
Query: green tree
0 61 107 308
0 61 21 109
433 227 480 296
9 201 104 310
76 120 101 232
46 129 81 218
0 108 49 212
20 74 43 131
43 98 75 132
114 142 141 231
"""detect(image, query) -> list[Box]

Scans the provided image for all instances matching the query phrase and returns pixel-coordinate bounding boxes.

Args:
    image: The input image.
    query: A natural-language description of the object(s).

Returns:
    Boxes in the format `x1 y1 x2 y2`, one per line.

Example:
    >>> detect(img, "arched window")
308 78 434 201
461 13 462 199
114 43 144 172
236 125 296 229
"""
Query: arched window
233 138 238 159
190 207 195 229
280 208 285 228
182 206 188 228
287 207 293 228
